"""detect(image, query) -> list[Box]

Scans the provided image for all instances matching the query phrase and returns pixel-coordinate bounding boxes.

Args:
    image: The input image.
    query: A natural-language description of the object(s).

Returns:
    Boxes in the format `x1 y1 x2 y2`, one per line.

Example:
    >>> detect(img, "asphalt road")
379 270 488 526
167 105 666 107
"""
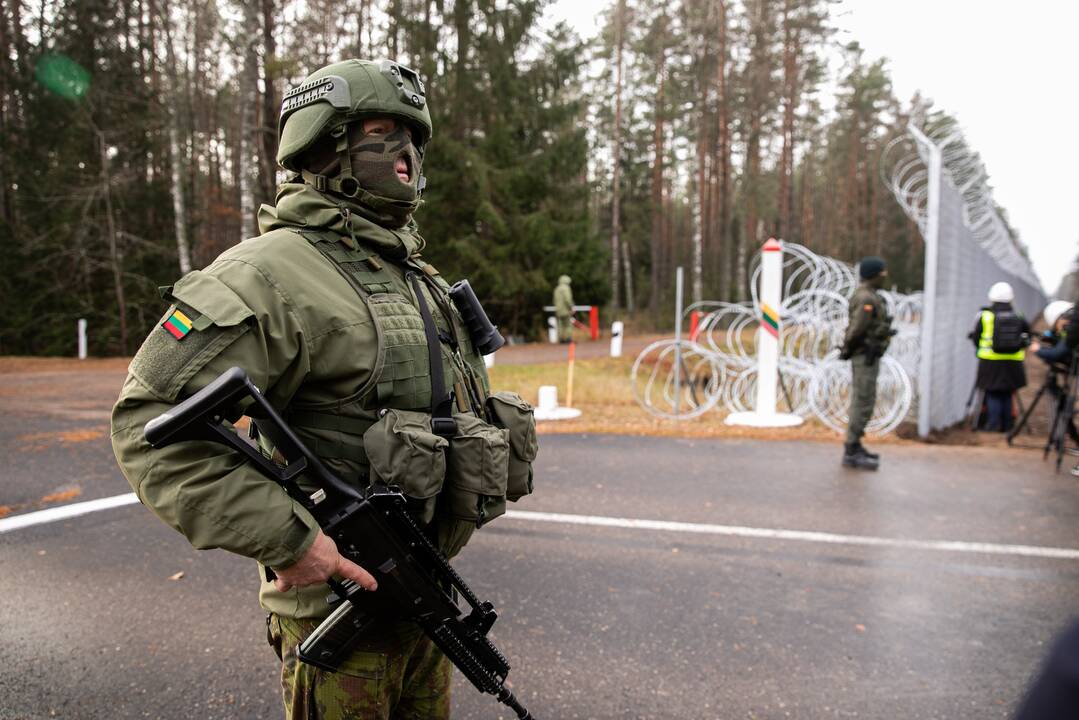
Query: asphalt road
2 365 1078 719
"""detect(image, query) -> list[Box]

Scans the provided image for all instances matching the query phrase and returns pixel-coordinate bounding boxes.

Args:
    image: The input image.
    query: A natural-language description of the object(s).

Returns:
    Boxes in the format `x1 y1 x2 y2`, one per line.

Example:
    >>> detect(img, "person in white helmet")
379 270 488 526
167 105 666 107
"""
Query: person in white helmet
1030 300 1074 364
1029 299 1079 474
967 282 1031 432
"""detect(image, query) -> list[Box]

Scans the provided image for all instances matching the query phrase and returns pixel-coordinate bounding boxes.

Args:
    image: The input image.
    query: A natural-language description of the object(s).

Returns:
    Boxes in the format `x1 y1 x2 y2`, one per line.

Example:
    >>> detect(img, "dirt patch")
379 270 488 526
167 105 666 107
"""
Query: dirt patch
0 356 131 374
16 427 107 450
0 486 84 516
40 488 82 504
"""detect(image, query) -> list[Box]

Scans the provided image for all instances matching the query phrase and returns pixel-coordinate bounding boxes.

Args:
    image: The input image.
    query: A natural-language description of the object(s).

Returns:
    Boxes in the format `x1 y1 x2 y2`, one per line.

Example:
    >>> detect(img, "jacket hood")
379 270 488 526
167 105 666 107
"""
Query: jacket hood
257 181 425 260
558 275 571 285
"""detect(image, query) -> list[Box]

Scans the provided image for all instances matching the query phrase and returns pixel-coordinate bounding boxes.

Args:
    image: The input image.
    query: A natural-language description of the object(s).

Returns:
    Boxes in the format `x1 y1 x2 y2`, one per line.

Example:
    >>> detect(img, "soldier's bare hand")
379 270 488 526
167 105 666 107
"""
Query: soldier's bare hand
272 530 378 593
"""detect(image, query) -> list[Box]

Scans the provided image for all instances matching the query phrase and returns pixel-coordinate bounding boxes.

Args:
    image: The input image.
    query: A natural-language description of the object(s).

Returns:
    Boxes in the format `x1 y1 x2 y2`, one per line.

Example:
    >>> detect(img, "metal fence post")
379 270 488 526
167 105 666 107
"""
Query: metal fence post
911 124 941 438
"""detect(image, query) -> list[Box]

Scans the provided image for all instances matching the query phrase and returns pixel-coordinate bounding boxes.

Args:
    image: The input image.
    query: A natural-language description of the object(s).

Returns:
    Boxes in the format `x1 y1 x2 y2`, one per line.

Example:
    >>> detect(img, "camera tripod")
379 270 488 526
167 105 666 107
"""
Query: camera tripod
1007 353 1079 472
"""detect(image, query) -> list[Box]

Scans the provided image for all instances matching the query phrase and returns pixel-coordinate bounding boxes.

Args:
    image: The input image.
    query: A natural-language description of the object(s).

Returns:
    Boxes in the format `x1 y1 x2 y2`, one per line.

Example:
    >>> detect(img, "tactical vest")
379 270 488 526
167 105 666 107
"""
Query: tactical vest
259 228 535 559
852 286 894 355
977 310 1025 361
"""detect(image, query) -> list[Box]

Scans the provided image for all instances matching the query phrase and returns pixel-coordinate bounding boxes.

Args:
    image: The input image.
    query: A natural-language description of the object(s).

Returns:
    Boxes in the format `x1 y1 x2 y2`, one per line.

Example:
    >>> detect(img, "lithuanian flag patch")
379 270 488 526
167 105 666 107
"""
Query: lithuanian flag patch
162 307 194 340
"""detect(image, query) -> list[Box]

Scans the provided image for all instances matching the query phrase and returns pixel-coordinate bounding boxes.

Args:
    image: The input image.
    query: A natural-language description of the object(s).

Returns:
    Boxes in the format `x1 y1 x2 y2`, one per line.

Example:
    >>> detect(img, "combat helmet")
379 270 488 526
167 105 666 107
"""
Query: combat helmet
277 59 432 189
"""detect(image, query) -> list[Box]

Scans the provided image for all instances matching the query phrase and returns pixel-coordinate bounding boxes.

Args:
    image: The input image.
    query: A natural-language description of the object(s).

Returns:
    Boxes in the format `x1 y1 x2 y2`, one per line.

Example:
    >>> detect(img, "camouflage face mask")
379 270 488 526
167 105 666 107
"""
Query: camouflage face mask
350 125 423 204
297 122 424 228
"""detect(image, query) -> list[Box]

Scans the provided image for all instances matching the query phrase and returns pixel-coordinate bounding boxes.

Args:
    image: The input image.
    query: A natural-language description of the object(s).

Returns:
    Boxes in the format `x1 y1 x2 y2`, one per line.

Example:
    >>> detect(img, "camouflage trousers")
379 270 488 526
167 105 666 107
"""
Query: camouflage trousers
846 353 880 445
267 614 452 719
556 315 573 342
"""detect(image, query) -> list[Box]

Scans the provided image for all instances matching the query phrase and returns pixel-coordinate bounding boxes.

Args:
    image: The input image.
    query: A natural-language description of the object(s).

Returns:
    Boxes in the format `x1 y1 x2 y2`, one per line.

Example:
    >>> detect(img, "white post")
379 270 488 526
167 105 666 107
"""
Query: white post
725 239 803 427
547 316 558 344
533 384 581 421
909 124 941 439
756 239 781 414
610 321 624 358
674 267 684 417
77 319 88 360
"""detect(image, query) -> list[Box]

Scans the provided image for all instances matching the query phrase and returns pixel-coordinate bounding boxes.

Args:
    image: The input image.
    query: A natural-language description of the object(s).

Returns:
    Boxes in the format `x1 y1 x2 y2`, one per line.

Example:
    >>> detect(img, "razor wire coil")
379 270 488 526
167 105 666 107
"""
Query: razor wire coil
633 243 918 434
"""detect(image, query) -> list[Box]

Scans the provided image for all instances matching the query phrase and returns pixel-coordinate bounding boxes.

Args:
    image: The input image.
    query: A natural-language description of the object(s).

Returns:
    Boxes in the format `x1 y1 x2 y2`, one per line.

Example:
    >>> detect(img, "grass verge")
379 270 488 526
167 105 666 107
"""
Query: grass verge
488 356 888 444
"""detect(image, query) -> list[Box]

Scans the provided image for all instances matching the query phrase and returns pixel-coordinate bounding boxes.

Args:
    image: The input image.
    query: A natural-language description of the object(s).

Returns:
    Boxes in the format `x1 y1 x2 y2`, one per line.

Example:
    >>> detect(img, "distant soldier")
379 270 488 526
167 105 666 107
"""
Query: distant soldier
967 281 1030 432
839 256 895 470
553 274 575 343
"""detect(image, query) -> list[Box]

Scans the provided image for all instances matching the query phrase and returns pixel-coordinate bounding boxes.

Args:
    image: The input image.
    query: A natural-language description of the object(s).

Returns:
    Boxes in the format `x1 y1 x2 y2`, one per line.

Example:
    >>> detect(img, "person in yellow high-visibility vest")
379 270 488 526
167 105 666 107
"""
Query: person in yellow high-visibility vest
968 282 1031 432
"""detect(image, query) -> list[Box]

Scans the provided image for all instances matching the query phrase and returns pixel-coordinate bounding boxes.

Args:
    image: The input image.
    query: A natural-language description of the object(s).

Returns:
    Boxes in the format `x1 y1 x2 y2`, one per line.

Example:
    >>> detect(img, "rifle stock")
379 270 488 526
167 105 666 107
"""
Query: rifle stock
144 367 534 719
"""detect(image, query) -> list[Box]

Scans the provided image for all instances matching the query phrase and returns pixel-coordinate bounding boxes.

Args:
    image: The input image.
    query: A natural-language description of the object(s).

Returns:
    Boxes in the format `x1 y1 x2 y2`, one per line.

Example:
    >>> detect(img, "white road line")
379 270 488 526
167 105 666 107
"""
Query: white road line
3 494 1077 562
0 492 139 534
504 510 1079 561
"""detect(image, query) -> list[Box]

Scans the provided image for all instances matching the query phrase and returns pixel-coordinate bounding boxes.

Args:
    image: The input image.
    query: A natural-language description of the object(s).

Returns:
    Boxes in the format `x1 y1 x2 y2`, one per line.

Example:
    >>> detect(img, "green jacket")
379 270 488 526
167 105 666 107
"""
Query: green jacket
842 282 893 358
111 183 497 619
553 276 574 317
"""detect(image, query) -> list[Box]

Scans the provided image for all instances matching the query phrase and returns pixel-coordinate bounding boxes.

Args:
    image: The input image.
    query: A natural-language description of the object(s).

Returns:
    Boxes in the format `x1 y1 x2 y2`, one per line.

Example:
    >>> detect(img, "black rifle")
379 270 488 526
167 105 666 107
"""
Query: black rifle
143 367 533 719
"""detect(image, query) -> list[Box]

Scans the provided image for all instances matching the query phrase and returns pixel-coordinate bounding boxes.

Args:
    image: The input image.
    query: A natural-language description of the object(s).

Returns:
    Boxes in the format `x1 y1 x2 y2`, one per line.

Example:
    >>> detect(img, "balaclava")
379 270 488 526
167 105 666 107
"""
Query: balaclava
302 120 424 229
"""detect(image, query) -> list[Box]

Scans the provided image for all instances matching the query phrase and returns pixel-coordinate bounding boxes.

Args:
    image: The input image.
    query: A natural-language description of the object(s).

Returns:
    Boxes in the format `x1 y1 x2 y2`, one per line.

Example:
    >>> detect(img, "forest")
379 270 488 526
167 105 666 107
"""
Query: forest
1 0 958 355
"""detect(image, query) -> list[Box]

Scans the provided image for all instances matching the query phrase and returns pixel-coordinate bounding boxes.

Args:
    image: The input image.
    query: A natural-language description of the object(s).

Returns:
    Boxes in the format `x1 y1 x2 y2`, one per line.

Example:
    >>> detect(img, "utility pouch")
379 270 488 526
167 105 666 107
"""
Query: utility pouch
486 392 538 501
363 409 448 525
444 413 510 527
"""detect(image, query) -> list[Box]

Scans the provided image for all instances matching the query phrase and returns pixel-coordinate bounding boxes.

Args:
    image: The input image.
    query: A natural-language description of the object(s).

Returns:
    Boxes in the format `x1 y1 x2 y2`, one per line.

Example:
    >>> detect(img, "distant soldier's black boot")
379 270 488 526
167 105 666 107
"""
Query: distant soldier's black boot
842 443 879 471
854 442 879 460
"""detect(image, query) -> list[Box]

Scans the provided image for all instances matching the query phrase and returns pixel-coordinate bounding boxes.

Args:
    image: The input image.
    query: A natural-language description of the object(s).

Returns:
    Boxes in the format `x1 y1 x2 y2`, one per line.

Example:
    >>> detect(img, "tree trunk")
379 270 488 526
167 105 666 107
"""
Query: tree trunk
742 0 769 301
0 0 12 226
799 150 813 247
622 236 635 312
609 0 625 311
452 0 472 140
715 0 731 300
648 42 666 313
238 0 260 241
259 0 278 205
98 129 128 354
693 110 706 305
161 6 191 274
778 0 797 240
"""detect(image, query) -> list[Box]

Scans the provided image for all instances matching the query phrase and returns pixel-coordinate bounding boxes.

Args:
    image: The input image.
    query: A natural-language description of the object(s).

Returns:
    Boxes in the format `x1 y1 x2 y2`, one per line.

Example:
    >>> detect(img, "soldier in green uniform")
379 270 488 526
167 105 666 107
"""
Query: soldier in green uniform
111 59 537 719
553 275 575 343
839 256 894 470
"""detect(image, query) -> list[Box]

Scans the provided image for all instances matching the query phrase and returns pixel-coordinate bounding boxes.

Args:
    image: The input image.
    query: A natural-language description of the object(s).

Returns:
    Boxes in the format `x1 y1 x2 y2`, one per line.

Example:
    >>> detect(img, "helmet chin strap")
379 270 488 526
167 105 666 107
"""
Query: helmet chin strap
299 121 426 224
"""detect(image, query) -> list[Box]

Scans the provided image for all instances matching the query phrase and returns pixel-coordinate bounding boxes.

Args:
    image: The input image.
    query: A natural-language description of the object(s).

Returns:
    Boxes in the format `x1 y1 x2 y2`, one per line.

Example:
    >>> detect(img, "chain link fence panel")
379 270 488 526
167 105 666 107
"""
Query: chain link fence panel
885 124 1046 436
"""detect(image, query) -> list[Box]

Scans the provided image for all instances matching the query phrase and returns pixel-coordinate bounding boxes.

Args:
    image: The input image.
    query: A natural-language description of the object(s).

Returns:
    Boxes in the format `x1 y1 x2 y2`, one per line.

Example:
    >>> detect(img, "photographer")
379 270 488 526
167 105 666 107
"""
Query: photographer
1031 301 1075 364
1030 300 1079 475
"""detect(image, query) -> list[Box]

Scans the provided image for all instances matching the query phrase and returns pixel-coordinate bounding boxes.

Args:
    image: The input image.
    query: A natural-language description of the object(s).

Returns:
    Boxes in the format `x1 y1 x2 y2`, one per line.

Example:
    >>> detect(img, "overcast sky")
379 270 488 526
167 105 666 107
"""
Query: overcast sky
545 0 1079 296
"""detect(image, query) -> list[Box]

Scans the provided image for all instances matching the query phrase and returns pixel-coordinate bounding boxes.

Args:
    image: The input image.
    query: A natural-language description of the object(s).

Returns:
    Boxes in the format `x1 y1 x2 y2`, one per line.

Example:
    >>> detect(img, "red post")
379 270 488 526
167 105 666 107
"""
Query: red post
689 310 701 341
588 306 599 341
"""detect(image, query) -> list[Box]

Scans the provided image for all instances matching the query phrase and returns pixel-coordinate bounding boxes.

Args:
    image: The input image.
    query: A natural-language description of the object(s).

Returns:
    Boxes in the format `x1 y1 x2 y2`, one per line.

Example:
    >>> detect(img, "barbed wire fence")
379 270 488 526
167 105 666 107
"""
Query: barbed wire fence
884 122 1046 436
631 244 919 433
632 121 1046 439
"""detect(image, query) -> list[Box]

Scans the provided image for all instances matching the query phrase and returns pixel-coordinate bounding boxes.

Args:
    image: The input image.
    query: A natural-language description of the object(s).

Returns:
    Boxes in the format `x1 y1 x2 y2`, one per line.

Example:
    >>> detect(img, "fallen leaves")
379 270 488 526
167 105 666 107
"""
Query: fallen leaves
17 427 105 451
0 487 83 517
40 488 82 504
